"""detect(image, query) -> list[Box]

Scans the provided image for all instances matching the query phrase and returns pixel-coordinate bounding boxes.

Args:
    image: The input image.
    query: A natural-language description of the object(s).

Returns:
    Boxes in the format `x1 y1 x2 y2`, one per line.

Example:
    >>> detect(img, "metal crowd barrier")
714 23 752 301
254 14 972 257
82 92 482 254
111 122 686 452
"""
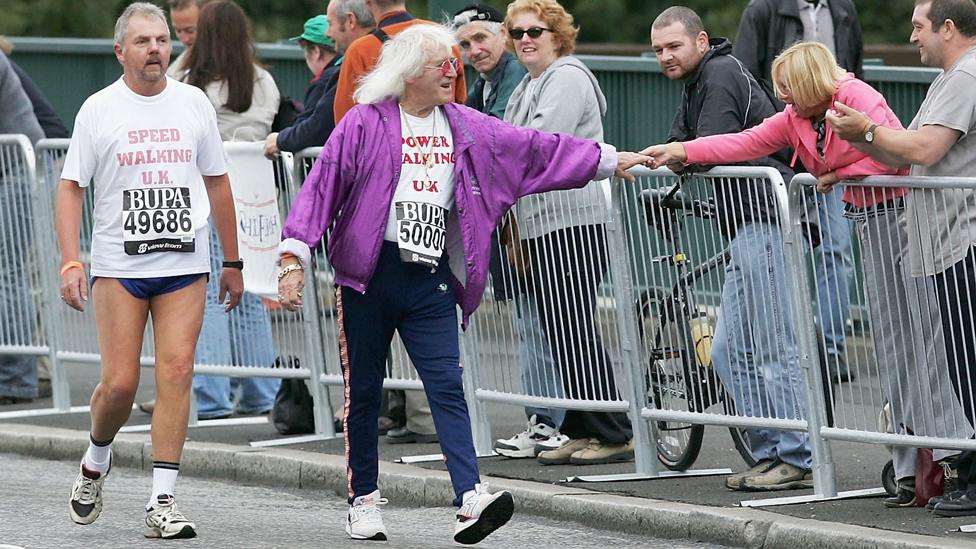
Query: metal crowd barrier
0 137 335 444
789 173 976 462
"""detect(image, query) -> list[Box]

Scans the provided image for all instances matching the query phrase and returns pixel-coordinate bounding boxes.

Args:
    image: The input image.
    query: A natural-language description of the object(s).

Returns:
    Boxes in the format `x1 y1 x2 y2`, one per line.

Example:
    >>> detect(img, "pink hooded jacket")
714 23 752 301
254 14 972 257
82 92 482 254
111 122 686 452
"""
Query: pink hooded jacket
682 74 908 208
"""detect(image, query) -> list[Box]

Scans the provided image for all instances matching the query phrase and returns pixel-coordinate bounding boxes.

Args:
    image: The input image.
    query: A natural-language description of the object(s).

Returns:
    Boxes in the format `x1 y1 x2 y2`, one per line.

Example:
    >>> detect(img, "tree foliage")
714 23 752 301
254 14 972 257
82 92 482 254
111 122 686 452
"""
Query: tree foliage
0 0 917 46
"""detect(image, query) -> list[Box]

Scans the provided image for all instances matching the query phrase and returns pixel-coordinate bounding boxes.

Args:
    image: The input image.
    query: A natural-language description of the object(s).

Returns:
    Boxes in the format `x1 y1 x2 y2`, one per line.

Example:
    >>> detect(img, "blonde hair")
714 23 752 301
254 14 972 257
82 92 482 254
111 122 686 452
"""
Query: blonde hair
505 0 578 57
771 42 847 110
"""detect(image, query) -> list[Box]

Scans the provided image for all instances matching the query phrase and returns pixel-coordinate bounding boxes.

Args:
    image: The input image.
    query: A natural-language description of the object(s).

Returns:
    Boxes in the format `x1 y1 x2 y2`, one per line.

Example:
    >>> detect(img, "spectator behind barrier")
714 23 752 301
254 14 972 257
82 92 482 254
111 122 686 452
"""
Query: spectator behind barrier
827 0 976 517
734 0 862 385
502 0 635 467
0 37 69 138
179 0 281 420
648 5 811 492
644 40 973 506
166 0 210 77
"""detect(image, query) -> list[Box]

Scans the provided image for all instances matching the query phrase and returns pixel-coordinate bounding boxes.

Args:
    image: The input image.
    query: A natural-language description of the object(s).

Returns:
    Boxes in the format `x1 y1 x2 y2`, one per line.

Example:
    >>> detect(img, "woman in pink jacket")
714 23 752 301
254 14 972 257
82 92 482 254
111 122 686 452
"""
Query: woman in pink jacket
644 41 971 508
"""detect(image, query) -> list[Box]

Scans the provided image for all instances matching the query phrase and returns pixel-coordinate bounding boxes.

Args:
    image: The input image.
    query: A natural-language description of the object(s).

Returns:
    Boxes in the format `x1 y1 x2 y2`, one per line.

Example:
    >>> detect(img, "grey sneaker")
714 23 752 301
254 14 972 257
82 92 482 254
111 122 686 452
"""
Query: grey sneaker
69 461 110 525
725 459 776 490
740 461 813 492
145 494 197 539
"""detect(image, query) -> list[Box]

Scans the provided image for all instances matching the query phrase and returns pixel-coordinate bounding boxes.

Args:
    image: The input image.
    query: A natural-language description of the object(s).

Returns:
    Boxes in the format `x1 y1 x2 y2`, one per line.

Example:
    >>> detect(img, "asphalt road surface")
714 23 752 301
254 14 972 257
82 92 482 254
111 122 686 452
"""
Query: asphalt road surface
0 453 724 549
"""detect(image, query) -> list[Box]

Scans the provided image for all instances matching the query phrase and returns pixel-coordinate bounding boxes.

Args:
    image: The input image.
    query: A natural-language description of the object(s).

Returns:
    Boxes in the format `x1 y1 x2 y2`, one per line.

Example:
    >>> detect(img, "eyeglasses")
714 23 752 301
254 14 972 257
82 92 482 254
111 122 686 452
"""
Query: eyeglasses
424 57 461 76
508 26 553 40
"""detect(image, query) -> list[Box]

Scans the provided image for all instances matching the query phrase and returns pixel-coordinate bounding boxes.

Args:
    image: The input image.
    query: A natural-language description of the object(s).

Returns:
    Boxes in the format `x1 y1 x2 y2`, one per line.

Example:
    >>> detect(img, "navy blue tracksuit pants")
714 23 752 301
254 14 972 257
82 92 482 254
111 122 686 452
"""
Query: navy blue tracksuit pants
338 242 479 507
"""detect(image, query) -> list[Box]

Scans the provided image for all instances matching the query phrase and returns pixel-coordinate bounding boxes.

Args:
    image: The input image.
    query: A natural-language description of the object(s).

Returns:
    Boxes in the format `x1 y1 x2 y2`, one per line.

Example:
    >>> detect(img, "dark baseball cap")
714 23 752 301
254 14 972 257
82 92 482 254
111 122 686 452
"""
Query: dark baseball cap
453 4 505 25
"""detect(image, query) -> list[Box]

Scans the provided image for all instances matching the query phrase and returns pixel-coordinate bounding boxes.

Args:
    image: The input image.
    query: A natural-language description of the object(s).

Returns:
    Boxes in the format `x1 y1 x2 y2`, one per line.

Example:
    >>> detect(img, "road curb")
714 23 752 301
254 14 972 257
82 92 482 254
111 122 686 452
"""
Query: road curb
1 422 971 549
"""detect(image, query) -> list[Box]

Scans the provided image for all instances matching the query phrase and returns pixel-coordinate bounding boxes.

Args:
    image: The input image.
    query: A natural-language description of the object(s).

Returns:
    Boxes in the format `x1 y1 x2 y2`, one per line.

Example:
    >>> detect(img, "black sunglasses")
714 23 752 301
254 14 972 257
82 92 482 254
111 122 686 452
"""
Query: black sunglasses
508 26 553 40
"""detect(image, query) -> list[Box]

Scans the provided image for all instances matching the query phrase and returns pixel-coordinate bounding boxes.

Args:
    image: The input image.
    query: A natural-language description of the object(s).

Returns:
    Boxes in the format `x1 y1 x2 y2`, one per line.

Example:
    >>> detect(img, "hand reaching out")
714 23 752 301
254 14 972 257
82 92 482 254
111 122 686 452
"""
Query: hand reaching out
639 142 688 170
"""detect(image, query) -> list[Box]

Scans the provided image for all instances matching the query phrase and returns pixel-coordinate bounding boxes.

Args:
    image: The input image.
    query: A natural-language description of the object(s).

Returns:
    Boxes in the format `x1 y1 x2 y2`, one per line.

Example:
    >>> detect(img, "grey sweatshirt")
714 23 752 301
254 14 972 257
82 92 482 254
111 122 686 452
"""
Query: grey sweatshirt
504 55 609 240
0 51 43 146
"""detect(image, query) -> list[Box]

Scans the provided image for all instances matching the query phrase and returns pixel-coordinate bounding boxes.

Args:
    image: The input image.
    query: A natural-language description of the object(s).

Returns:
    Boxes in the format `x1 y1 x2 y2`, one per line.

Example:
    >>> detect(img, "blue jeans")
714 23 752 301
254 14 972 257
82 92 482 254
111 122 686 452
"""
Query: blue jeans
0 168 37 399
514 293 565 428
192 228 279 418
813 190 853 371
711 223 812 469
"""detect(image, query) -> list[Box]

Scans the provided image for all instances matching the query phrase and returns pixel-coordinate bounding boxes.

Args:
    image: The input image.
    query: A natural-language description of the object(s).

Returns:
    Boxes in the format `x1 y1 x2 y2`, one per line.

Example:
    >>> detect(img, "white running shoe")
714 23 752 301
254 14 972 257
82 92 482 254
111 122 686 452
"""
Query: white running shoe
454 483 514 545
494 415 564 458
346 490 389 541
145 494 197 539
533 432 570 455
69 461 110 525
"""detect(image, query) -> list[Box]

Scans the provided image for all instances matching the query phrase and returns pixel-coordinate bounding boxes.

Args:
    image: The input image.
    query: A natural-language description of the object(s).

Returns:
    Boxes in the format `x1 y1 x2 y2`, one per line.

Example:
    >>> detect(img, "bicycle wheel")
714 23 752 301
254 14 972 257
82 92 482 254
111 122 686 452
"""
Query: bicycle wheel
721 393 758 468
638 289 705 471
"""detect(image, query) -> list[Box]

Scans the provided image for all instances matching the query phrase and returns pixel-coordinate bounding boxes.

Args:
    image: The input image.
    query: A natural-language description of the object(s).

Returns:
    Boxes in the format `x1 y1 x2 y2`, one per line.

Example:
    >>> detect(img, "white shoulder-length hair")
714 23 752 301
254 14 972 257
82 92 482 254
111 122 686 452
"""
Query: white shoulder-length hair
354 24 457 105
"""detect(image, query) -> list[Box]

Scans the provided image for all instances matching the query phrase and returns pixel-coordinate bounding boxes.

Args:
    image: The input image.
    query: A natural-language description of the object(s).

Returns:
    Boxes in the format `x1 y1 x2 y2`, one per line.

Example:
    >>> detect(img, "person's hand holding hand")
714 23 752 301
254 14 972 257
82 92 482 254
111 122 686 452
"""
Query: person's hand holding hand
639 142 688 170
825 102 872 142
615 151 654 181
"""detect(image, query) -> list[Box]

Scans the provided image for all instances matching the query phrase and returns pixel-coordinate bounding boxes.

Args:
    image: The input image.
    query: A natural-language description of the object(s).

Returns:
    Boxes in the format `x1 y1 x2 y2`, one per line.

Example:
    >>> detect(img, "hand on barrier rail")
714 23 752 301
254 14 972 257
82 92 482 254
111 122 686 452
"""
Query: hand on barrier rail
639 142 687 170
218 267 244 312
615 151 654 181
277 260 304 312
59 261 89 312
816 171 840 194
263 133 280 160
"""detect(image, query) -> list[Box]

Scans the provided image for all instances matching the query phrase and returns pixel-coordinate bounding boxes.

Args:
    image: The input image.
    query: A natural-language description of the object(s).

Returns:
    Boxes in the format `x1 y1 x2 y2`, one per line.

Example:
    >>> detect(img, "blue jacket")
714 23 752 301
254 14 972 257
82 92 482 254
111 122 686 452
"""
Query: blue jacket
277 55 342 152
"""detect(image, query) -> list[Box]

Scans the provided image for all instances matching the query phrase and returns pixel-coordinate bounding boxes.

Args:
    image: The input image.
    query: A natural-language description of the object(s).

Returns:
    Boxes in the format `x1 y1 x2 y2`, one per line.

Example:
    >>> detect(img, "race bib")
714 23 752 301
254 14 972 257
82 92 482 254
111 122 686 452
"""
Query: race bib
395 201 447 267
122 186 195 255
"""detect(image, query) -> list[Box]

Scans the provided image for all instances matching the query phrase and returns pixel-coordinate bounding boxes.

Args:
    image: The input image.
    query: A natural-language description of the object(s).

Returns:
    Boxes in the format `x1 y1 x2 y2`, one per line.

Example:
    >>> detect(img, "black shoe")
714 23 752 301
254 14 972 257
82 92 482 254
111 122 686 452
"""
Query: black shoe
884 487 916 508
385 426 438 444
933 492 976 517
830 370 856 384
927 489 965 510
0 395 33 405
37 379 53 399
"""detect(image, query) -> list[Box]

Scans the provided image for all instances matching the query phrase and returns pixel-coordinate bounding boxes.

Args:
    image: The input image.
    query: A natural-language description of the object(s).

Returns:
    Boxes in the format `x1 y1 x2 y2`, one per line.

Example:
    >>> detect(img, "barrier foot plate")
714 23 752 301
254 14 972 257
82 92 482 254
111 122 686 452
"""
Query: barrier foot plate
249 433 340 447
959 524 976 533
0 404 120 420
739 487 887 508
395 451 497 464
119 416 269 433
565 468 733 483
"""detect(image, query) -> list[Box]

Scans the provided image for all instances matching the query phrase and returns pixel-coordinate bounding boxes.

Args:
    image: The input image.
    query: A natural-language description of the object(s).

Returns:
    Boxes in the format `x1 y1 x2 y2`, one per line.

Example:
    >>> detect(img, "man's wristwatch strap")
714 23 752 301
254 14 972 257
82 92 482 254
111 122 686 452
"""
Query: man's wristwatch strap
222 260 244 270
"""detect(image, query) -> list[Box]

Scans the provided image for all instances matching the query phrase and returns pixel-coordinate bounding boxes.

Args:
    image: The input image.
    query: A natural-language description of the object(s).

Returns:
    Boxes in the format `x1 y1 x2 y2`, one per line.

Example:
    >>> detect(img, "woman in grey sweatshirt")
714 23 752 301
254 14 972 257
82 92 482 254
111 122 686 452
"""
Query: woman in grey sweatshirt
502 0 634 466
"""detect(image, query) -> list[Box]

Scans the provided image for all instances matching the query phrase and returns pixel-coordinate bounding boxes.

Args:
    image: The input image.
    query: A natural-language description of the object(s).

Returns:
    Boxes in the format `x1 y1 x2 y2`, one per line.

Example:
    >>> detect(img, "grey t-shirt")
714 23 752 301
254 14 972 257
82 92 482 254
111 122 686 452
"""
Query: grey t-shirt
906 48 976 276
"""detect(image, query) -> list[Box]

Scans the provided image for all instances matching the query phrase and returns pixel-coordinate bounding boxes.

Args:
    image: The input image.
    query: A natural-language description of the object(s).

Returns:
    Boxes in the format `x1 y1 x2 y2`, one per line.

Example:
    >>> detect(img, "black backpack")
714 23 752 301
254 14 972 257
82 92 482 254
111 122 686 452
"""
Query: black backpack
269 356 315 435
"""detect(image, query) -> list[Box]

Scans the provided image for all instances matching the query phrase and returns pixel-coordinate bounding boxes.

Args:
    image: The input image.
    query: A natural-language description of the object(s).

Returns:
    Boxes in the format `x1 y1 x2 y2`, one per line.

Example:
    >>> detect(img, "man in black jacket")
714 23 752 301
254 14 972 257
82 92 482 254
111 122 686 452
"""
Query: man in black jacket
734 0 859 385
650 6 813 492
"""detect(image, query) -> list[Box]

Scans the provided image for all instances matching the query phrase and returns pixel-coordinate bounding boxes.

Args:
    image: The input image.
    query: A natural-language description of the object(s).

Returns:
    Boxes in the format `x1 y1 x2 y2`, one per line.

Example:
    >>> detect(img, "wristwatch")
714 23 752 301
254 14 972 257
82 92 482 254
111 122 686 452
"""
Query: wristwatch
864 123 879 143
222 259 244 270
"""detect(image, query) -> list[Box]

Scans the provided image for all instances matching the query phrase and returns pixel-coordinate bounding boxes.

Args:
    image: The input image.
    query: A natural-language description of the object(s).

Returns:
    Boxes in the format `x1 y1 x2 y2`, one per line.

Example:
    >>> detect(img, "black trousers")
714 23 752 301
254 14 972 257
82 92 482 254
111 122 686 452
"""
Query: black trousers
934 247 976 490
524 224 633 444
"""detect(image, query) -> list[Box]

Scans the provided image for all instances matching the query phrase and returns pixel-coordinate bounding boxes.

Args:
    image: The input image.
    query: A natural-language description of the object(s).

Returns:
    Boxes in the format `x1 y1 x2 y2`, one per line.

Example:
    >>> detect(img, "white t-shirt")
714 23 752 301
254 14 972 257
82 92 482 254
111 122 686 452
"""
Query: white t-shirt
383 106 456 267
61 77 227 278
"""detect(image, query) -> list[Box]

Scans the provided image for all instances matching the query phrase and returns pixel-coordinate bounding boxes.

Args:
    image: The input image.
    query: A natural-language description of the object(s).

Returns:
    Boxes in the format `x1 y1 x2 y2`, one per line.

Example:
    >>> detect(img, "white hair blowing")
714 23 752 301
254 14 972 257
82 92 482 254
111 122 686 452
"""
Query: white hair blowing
354 24 457 105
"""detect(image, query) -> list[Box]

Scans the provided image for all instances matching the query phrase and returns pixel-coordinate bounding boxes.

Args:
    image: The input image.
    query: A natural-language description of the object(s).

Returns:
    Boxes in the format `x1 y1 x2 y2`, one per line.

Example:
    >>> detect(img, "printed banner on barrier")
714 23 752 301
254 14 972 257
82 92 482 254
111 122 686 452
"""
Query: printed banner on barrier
224 143 281 297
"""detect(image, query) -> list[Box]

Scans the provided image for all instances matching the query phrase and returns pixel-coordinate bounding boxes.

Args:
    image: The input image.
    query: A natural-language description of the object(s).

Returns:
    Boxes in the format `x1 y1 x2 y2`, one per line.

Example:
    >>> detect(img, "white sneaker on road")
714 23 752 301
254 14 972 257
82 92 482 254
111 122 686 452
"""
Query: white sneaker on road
145 494 197 539
454 483 514 545
495 415 565 458
346 490 388 541
69 461 110 525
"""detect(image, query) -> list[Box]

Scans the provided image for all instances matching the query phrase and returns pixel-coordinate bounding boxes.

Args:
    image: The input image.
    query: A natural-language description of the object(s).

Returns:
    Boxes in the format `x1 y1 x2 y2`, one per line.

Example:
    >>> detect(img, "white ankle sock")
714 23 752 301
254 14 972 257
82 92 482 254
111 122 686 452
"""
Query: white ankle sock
148 461 180 509
83 434 113 473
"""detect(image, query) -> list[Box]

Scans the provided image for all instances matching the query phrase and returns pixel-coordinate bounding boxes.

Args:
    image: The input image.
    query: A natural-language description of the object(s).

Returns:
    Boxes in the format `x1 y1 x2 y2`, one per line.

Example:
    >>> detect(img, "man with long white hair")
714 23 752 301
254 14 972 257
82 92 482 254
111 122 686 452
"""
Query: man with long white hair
276 24 648 544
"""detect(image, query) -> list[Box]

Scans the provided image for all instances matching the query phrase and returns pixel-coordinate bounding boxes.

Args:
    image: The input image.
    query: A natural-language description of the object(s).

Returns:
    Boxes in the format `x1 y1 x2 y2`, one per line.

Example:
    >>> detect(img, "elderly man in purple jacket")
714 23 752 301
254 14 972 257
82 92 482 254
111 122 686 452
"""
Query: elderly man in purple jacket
276 24 646 545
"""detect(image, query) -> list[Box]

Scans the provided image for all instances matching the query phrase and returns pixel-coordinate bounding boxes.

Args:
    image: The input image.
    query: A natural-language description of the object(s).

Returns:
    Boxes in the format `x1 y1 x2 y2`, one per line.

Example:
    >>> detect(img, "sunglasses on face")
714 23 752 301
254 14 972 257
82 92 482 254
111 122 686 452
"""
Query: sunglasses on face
425 57 461 76
508 26 552 40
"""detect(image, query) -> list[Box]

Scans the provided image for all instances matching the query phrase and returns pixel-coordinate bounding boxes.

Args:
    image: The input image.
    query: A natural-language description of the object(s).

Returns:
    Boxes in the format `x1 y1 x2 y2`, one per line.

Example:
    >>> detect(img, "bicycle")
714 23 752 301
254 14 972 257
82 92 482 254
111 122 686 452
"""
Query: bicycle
634 181 756 471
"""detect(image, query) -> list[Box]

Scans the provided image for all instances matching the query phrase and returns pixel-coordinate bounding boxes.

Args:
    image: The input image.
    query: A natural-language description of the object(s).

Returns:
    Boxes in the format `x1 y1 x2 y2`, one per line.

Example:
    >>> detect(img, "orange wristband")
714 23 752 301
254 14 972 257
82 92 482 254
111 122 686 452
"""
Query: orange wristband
60 261 84 276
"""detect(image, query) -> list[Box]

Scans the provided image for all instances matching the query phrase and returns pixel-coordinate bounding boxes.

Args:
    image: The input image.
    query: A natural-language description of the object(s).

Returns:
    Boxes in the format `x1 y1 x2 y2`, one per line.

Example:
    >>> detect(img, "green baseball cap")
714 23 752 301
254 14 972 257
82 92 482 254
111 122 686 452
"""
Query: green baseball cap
290 15 333 47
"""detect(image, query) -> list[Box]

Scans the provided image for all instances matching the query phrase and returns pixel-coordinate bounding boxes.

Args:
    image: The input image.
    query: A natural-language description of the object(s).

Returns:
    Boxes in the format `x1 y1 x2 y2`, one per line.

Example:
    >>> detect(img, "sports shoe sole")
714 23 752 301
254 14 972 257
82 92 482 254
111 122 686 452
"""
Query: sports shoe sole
454 492 514 545
345 525 388 541
569 450 635 466
494 446 536 459
145 524 197 539
739 479 814 492
932 506 976 518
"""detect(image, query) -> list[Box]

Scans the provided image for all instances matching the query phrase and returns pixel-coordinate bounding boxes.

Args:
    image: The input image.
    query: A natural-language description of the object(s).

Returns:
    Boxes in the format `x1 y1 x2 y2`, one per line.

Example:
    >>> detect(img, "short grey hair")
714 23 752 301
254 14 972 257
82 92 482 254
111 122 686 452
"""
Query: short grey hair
335 0 376 28
449 11 502 37
114 2 169 45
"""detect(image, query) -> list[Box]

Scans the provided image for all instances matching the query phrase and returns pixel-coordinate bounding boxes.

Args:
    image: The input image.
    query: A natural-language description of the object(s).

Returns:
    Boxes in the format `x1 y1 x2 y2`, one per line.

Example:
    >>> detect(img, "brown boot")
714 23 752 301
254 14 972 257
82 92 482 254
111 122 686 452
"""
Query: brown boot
537 438 591 465
569 439 635 465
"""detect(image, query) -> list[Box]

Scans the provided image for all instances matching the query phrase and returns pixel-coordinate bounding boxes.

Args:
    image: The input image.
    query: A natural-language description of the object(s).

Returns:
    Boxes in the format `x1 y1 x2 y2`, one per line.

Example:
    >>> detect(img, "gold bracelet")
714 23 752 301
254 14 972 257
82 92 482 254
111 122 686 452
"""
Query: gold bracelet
277 263 304 281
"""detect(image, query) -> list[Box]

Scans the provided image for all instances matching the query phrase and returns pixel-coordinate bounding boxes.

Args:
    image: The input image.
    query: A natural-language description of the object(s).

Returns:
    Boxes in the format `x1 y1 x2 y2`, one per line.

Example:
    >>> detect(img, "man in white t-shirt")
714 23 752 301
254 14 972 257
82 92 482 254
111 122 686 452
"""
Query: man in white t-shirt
828 0 976 516
56 3 242 539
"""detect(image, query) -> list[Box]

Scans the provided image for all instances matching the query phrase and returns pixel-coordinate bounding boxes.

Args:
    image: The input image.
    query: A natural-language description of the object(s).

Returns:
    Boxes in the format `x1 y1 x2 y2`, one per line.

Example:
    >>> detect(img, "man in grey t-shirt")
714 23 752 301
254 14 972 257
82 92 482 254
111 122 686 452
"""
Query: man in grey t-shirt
828 0 976 517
